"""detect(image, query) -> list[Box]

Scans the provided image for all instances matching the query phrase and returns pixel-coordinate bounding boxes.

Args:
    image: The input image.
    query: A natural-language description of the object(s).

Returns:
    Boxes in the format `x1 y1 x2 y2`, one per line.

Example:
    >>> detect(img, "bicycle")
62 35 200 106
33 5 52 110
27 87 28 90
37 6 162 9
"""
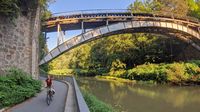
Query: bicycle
46 88 53 105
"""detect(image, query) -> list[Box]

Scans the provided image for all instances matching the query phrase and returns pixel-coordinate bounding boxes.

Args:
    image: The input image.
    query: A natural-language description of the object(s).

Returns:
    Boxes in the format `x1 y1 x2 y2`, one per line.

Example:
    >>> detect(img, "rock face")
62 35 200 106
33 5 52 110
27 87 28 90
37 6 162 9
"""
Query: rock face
0 6 41 79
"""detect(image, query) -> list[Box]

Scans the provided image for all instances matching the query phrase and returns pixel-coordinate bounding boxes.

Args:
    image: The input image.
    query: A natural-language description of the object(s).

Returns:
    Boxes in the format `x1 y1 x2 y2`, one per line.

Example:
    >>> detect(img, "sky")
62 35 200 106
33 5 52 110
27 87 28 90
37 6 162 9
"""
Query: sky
47 0 134 50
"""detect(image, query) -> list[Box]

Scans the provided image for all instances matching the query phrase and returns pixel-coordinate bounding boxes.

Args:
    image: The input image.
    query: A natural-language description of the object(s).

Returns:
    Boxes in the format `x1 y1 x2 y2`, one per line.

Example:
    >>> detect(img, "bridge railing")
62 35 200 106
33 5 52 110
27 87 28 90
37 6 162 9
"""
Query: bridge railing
52 9 132 17
46 9 200 25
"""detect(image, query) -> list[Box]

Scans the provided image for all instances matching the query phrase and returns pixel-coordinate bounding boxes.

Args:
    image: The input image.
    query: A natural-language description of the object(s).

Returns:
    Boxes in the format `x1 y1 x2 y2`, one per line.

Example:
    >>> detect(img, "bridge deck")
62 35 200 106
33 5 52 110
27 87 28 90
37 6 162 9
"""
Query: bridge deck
42 10 200 32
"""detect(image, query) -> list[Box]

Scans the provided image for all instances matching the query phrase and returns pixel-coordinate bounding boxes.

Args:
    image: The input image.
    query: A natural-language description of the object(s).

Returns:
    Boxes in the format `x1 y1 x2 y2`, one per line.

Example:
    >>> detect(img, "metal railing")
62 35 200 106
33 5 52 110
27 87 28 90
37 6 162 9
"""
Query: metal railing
52 9 131 17
46 9 199 24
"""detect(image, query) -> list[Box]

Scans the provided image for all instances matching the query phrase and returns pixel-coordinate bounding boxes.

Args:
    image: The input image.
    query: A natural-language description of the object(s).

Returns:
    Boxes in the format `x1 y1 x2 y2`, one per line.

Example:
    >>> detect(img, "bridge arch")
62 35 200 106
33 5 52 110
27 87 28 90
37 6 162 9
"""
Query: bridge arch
40 20 200 65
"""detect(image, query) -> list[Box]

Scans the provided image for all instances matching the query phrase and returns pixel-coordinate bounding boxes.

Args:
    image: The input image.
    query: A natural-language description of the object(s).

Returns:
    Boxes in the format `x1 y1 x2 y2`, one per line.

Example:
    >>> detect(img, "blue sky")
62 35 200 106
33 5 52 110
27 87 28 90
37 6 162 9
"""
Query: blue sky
47 0 134 50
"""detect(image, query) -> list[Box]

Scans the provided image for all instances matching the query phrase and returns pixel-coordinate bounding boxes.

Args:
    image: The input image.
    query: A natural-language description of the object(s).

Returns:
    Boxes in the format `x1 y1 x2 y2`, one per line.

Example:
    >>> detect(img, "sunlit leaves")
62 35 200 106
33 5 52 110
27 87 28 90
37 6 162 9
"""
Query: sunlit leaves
129 0 200 19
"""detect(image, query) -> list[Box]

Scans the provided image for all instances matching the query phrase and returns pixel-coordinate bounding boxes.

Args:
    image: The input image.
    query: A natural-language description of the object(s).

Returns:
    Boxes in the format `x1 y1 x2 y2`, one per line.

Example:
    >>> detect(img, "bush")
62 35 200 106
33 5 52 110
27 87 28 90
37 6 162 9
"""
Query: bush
48 69 74 75
73 69 99 76
166 63 189 82
125 61 200 84
166 63 200 83
127 63 167 83
82 90 116 112
0 68 41 108
108 69 127 78
188 60 200 67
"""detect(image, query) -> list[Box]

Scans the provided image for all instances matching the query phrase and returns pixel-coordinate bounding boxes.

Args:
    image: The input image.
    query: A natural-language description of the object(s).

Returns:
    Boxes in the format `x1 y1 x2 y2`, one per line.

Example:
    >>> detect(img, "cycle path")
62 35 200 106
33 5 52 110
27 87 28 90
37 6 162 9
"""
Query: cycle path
8 79 68 112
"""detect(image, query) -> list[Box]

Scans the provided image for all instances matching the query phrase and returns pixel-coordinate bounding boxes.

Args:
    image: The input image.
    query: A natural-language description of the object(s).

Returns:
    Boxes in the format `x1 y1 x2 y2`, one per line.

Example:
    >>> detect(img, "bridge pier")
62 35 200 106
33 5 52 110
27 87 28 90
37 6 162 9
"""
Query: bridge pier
81 21 86 33
44 32 47 41
106 20 109 25
57 24 65 45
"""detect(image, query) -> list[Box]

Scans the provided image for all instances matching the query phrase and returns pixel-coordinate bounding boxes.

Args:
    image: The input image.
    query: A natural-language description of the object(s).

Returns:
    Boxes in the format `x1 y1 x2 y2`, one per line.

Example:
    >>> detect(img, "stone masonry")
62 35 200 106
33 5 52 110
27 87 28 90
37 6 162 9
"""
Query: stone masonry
0 6 41 79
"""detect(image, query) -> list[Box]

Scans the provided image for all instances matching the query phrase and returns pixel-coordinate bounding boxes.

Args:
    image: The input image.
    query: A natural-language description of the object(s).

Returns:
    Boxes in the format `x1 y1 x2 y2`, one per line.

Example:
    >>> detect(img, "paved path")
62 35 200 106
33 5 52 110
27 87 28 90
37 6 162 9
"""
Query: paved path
9 79 68 112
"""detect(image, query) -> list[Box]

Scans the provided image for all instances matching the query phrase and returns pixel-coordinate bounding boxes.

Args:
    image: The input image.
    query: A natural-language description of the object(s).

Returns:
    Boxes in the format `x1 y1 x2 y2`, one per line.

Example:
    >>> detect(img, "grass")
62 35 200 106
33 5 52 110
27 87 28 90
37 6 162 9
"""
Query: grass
81 90 117 112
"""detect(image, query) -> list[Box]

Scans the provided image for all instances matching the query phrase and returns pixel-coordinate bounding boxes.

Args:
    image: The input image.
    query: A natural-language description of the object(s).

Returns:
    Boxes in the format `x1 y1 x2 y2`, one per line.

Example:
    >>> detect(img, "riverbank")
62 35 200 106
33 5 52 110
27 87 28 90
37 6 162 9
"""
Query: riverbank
94 61 200 86
95 75 200 86
95 76 136 83
47 61 200 86
81 90 117 112
107 62 200 86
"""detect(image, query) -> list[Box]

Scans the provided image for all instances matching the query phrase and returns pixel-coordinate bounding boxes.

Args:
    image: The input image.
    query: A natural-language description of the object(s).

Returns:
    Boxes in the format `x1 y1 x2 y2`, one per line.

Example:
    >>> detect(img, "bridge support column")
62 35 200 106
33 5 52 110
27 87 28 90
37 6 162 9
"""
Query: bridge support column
106 20 109 25
44 32 47 41
57 24 65 45
81 21 86 33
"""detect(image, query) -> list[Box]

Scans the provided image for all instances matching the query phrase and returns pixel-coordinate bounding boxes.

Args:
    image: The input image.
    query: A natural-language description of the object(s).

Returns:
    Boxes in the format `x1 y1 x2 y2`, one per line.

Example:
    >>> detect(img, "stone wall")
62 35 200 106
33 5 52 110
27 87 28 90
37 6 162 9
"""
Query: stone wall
0 6 41 79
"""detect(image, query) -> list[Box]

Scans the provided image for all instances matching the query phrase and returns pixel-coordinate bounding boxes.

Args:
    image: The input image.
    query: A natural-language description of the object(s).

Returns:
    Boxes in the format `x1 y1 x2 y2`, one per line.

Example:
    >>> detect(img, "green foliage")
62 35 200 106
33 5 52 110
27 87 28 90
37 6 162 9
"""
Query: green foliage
41 9 52 21
127 63 168 83
39 0 54 21
110 59 126 71
126 62 200 83
89 34 178 70
128 0 162 13
48 69 74 75
0 0 53 20
70 44 92 69
46 1 199 82
39 0 55 9
39 32 49 71
108 59 127 78
166 63 200 82
82 90 116 112
48 33 189 77
188 60 200 67
73 69 99 76
39 33 48 60
166 63 189 82
0 0 20 18
0 68 41 108
129 0 200 19
187 0 200 19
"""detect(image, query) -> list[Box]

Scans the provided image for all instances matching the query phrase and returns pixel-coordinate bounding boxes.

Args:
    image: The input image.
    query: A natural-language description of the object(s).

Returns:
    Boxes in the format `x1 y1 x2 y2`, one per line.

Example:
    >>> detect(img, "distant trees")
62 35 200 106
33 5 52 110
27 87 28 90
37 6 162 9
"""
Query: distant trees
187 0 200 19
129 0 200 19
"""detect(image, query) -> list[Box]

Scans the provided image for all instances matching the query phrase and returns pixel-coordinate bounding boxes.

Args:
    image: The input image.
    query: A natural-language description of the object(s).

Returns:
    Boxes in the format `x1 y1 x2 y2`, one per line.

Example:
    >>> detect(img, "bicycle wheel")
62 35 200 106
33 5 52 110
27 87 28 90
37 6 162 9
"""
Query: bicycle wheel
46 93 51 105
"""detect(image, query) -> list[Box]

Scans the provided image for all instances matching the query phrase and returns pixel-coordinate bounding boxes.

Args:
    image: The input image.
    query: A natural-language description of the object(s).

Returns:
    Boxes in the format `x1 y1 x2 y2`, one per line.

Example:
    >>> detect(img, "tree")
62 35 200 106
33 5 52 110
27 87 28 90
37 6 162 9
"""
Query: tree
187 0 200 19
128 0 200 18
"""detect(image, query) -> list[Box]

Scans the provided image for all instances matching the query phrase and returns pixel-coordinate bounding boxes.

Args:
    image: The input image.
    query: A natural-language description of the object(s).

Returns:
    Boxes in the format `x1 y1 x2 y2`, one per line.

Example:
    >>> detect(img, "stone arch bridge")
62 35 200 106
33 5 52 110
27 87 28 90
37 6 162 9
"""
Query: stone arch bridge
40 9 200 65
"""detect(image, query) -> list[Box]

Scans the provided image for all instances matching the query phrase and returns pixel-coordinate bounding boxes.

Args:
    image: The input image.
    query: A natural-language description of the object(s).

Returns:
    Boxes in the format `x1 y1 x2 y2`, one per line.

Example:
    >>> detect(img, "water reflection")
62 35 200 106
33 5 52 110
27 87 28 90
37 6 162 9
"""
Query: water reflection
77 77 200 112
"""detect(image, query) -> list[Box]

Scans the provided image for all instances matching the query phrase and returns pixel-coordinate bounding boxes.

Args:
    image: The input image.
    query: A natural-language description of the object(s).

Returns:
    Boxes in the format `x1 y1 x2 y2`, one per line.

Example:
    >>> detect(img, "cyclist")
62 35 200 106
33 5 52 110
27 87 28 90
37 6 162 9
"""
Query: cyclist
45 75 55 96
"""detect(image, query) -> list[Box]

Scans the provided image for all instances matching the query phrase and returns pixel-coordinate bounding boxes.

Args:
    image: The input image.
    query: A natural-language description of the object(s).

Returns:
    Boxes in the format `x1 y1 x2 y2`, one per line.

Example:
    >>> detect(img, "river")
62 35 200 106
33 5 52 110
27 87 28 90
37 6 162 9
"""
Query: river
77 77 200 112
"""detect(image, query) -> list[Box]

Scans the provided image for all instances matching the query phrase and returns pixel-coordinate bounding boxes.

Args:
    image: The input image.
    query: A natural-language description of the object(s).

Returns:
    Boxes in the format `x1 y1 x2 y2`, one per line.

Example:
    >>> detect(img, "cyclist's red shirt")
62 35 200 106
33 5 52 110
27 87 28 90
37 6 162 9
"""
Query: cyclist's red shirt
46 78 52 87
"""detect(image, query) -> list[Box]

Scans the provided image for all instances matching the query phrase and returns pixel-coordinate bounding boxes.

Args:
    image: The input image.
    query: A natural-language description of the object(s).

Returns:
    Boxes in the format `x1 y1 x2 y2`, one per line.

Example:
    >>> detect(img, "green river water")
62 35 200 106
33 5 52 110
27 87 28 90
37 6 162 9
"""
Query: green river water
77 77 200 112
